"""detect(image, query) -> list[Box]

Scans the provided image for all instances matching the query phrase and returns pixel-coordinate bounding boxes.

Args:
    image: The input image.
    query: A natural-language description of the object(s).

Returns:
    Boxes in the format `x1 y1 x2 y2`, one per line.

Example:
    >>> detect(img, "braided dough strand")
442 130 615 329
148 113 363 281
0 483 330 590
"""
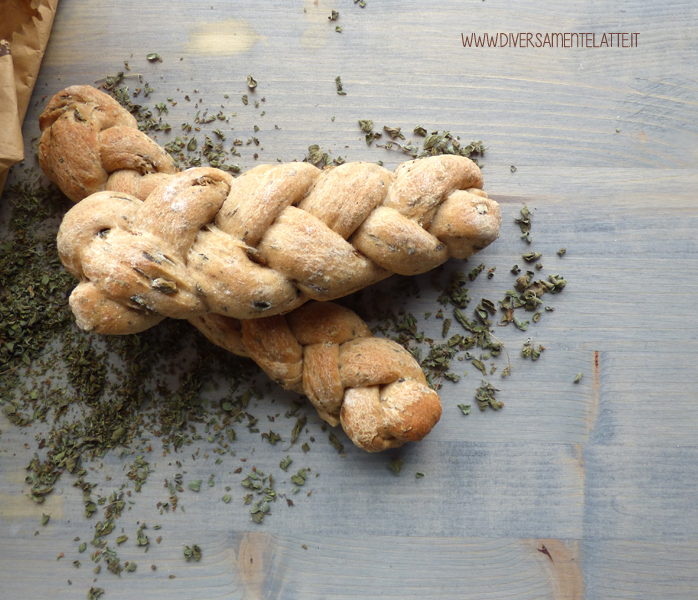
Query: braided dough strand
194 303 441 452
56 159 500 329
38 85 177 202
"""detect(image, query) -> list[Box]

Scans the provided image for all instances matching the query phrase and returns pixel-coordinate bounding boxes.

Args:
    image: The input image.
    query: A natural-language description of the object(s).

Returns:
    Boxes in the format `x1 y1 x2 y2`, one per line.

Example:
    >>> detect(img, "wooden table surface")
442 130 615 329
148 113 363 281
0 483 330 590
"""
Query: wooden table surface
2 1 698 598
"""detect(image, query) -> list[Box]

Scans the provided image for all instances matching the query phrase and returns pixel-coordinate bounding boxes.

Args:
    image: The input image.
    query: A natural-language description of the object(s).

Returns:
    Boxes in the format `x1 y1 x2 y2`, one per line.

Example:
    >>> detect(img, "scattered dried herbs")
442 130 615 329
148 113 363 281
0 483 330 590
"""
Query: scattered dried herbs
335 76 347 95
328 432 345 454
383 126 405 140
291 469 307 486
291 416 307 445
475 381 503 411
261 430 282 445
469 263 486 280
358 119 373 132
378 130 485 162
305 144 345 168
522 338 545 360
515 205 532 243
183 544 202 562
388 458 404 475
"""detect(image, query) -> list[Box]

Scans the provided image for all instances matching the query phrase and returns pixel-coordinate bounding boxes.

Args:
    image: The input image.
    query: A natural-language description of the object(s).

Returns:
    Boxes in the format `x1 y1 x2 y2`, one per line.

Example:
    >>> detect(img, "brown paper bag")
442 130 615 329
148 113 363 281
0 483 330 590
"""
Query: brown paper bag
0 41 24 170
0 0 59 195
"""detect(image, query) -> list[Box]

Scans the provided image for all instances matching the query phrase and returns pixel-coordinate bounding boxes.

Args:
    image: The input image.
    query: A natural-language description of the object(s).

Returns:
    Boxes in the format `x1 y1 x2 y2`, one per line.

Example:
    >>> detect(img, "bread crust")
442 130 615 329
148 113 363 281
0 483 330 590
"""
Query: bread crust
38 86 516 452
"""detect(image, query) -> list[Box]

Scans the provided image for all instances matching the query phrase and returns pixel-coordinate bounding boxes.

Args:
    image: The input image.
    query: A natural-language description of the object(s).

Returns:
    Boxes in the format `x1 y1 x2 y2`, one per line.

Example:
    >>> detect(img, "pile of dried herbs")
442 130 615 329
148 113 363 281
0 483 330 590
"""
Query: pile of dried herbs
0 178 326 587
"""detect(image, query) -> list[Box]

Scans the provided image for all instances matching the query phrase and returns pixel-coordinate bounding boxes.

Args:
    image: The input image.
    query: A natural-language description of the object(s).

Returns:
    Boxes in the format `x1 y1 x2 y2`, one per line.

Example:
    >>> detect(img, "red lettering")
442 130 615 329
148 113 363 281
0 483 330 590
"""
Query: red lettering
462 30 640 50
474 33 488 47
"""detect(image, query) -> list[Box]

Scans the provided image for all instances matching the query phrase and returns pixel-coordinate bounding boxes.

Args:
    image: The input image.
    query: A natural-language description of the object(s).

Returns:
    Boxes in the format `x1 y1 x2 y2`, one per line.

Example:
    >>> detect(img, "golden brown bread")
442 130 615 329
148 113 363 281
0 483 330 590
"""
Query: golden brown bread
38 85 177 202
192 304 442 452
43 87 500 331
37 85 509 452
56 160 500 329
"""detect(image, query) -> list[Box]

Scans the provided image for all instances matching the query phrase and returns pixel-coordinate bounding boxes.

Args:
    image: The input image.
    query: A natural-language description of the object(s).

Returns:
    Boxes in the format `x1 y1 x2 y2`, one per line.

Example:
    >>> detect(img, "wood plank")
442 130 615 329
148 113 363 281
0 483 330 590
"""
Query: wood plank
583 540 698 600
3 0 698 597
22 3 698 175
6 530 698 600
0 531 582 600
584 445 698 541
27 70 698 171
588 348 698 446
0 413 586 539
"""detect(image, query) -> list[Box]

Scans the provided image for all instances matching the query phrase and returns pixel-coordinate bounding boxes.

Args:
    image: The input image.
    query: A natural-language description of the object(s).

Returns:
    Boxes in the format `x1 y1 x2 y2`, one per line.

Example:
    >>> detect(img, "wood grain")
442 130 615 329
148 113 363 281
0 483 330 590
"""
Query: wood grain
2 0 698 598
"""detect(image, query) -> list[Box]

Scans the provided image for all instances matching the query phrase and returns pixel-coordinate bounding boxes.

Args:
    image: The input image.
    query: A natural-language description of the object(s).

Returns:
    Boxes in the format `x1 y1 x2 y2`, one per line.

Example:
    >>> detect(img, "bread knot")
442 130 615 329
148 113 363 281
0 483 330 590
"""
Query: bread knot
194 303 441 452
39 85 178 202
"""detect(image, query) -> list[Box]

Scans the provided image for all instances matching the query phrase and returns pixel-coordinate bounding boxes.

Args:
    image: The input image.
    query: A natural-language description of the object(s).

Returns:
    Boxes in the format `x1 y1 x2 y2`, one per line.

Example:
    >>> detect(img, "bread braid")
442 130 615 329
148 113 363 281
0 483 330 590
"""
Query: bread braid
193 303 441 452
43 87 500 329
37 85 503 451
57 157 499 331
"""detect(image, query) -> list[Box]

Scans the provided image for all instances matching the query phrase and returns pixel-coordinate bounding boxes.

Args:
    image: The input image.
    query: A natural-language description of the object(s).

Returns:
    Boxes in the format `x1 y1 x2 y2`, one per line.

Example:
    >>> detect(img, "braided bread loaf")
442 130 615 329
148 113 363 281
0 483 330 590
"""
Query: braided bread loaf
57 161 500 332
42 87 500 329
37 85 502 452
193 303 441 452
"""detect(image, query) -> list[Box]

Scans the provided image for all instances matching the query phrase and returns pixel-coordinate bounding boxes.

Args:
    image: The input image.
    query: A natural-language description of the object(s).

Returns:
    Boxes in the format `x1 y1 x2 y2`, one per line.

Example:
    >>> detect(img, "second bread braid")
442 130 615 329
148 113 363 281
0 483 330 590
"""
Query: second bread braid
193 303 442 452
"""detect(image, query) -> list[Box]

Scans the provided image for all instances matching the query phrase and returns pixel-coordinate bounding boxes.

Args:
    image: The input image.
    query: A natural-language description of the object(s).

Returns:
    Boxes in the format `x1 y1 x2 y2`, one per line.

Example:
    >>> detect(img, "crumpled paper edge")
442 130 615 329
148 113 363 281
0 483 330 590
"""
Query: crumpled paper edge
0 0 59 196
0 41 24 170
